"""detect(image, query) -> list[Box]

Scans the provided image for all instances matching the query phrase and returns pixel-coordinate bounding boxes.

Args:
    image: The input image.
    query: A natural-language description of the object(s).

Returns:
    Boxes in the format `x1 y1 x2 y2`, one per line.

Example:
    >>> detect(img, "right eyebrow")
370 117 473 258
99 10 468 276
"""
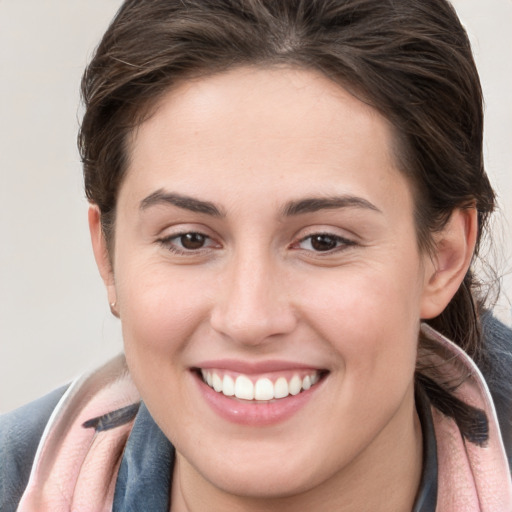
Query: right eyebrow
140 190 224 217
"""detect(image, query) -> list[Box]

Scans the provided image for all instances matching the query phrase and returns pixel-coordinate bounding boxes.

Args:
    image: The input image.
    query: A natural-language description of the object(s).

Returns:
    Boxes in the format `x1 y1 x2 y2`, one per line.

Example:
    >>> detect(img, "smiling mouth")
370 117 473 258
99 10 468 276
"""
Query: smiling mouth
197 369 327 402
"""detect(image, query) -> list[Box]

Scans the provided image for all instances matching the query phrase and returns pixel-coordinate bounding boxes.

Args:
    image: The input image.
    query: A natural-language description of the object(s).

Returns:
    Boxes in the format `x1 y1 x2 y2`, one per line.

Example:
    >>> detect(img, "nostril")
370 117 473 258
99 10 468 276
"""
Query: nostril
210 303 296 345
209 314 295 346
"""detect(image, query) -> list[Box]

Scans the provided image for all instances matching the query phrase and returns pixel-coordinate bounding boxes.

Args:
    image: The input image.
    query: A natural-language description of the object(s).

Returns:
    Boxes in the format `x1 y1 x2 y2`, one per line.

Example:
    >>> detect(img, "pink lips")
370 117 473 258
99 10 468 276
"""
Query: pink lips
192 359 326 426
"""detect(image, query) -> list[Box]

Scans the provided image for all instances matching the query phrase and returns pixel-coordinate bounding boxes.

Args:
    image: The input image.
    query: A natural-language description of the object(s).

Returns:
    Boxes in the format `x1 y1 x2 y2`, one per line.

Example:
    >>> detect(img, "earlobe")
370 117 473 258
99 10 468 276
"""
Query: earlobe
420 207 478 319
88 205 117 312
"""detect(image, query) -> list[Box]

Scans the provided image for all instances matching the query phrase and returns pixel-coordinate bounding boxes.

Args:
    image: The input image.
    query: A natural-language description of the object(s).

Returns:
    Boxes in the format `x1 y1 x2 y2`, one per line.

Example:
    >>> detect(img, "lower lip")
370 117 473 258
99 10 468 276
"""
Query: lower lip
194 372 322 426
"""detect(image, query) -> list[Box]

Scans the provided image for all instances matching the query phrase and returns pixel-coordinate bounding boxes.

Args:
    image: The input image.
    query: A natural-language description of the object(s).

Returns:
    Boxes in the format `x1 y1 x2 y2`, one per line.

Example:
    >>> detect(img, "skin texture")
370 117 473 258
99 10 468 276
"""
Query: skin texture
89 66 477 511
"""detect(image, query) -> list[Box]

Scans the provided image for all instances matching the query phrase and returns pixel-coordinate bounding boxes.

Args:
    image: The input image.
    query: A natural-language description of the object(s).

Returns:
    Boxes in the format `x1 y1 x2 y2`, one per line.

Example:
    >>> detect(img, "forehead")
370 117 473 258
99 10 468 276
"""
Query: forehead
133 65 390 152
121 66 411 213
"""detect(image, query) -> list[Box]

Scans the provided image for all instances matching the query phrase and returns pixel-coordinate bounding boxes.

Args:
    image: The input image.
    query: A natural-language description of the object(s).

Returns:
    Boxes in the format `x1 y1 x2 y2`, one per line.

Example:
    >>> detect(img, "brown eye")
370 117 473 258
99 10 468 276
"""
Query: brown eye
296 233 355 253
310 234 339 251
180 232 206 250
158 231 216 254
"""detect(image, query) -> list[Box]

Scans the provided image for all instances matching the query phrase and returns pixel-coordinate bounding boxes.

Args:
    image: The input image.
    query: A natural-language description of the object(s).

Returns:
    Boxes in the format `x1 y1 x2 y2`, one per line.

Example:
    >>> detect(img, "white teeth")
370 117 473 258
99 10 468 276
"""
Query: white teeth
212 373 223 392
289 375 302 396
201 370 322 401
202 370 213 387
254 378 274 400
222 375 235 396
235 375 254 400
274 377 289 399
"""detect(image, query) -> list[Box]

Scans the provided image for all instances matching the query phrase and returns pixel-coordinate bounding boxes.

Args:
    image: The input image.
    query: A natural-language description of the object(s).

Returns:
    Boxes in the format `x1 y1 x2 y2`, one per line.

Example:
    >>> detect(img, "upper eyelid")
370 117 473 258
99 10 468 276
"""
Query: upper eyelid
162 229 210 238
159 231 215 244
298 232 354 243
155 222 215 238
294 233 356 249
294 226 358 245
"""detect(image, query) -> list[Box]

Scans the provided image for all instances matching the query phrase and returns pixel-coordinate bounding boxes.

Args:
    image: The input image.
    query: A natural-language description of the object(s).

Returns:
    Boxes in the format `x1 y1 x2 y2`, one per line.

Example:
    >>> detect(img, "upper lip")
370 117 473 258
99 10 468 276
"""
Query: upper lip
194 359 325 374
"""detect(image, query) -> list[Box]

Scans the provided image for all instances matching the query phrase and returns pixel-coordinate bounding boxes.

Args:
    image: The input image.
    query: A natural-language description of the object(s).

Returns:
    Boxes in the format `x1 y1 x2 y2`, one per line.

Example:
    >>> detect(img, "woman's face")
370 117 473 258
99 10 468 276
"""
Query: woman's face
104 67 436 499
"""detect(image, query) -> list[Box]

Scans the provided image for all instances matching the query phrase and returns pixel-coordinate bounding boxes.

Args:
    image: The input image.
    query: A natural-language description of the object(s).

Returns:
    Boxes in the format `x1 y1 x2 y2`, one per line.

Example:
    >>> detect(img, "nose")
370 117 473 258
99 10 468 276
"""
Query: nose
210 251 297 346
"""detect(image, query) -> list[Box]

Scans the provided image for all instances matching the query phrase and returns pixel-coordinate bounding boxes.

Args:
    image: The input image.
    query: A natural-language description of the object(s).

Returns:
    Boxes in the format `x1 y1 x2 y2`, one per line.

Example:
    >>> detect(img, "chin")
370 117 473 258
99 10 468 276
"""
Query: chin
202 460 320 500
178 434 333 500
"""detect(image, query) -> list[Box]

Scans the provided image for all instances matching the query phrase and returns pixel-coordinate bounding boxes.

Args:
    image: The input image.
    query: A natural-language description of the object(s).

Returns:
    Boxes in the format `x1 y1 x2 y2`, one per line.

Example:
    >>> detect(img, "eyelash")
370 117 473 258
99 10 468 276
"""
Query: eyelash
157 231 356 256
157 232 218 256
294 233 356 254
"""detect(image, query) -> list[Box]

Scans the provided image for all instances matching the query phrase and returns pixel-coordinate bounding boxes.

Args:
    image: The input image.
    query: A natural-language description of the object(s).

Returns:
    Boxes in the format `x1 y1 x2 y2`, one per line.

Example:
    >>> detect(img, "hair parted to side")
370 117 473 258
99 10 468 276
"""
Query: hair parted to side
79 0 495 381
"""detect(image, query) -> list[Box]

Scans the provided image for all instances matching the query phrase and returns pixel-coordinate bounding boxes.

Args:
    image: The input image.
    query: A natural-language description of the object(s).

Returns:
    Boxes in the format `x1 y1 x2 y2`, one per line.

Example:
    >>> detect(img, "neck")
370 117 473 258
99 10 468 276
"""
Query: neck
171 386 423 512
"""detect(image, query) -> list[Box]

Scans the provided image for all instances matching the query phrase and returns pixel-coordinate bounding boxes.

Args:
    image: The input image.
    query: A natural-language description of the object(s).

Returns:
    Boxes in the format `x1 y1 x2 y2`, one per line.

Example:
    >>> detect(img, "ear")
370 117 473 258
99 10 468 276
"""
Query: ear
88 205 118 315
420 207 478 319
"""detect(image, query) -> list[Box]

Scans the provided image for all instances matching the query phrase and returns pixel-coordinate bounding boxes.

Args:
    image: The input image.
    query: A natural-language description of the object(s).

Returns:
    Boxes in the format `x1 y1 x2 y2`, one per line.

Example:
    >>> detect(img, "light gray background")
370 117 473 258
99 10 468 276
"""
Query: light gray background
1 0 511 413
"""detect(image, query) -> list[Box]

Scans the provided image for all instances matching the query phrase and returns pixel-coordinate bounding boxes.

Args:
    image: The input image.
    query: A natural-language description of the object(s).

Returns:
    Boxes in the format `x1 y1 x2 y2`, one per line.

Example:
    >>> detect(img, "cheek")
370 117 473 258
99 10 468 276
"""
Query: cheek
307 277 420 431
300 260 423 330
298 263 423 383
116 270 213 436
115 262 213 397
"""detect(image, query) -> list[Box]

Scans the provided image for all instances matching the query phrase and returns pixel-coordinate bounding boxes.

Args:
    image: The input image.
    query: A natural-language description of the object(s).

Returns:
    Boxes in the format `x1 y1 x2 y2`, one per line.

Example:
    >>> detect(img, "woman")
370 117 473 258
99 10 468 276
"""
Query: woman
1 0 511 510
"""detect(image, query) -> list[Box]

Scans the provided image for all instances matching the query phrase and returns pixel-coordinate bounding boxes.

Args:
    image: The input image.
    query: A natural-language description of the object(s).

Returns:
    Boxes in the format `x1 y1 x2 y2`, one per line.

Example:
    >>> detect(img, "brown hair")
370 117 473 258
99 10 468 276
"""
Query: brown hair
79 0 494 369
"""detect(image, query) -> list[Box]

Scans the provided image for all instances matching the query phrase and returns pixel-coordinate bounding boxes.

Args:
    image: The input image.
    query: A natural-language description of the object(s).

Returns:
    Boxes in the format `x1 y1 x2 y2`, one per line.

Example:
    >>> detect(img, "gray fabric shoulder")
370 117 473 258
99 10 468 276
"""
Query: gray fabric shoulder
0 386 68 512
479 312 512 469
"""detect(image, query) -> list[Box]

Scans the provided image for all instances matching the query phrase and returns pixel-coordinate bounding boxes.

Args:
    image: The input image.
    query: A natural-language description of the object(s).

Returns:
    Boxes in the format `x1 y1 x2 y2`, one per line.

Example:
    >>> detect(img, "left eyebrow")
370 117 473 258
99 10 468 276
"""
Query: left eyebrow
282 196 382 216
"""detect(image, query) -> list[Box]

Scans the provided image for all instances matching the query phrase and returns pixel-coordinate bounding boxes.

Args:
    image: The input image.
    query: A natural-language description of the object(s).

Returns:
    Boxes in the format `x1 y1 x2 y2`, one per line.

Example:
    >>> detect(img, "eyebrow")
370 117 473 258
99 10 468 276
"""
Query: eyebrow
140 190 224 217
282 196 381 216
140 190 381 218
